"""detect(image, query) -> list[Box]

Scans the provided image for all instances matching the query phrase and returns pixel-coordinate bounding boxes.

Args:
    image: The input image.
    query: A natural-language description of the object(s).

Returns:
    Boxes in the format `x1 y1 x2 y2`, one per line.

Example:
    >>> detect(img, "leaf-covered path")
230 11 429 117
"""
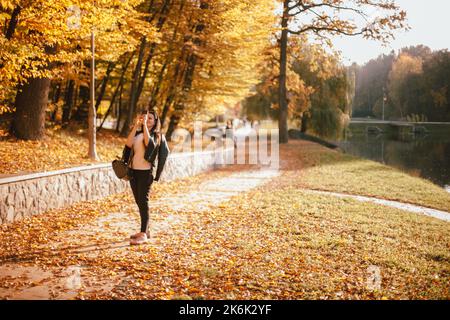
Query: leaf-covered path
0 159 279 299
0 140 449 300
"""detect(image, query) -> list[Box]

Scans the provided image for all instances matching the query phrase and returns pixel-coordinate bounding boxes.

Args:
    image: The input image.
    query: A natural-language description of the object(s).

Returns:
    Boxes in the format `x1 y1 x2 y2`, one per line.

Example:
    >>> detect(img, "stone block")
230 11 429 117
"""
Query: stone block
15 188 25 206
0 185 9 198
6 206 15 223
0 201 7 220
28 181 37 196
15 210 24 221
6 191 15 206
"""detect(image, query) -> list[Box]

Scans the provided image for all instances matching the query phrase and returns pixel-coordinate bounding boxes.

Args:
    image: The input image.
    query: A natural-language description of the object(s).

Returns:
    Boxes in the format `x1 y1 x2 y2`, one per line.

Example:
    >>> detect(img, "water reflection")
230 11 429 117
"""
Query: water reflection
333 132 450 190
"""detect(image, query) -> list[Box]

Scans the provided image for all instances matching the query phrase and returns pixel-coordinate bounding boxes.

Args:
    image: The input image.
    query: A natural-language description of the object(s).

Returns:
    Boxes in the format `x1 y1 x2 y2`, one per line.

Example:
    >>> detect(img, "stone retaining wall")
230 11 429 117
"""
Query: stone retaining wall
0 147 234 224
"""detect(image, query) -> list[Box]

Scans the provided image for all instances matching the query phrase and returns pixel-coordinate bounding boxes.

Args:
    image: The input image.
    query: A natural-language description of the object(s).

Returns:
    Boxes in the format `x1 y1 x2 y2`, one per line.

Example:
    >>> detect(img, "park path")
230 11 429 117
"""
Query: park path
0 139 448 299
0 164 280 299
303 189 450 222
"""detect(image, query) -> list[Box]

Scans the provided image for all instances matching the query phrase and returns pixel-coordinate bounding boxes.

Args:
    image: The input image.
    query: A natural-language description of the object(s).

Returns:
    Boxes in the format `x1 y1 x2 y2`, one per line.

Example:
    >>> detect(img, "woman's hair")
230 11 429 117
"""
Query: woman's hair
142 108 161 146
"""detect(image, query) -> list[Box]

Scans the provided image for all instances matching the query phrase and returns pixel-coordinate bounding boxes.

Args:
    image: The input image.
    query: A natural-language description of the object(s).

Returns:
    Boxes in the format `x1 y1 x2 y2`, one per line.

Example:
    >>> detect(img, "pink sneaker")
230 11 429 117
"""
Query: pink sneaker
130 232 140 239
130 233 148 245
130 231 150 239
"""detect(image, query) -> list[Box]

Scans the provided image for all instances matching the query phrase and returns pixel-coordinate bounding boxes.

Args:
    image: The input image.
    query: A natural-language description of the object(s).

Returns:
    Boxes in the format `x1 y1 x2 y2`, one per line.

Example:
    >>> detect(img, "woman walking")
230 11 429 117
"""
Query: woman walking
122 109 170 245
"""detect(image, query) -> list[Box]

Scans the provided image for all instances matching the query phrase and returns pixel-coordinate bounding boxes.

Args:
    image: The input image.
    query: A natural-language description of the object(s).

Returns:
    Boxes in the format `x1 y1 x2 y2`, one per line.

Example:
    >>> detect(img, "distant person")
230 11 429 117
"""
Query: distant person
122 109 170 245
224 119 236 146
225 119 234 134
244 119 251 130
232 118 240 129
252 120 259 133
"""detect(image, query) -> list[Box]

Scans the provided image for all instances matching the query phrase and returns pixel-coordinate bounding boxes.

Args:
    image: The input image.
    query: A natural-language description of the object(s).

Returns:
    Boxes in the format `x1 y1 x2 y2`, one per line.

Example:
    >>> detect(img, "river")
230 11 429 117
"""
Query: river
332 132 450 192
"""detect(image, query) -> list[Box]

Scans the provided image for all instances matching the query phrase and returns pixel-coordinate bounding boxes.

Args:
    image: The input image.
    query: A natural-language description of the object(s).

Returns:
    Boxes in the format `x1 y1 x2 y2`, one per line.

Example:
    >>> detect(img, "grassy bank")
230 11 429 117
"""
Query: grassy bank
173 184 449 299
281 140 450 212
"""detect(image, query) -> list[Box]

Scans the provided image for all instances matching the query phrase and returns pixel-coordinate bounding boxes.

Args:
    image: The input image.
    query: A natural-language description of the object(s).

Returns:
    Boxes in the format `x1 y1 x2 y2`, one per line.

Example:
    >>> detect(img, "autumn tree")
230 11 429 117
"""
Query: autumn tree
352 52 395 118
243 39 315 125
135 0 276 138
179 0 276 128
395 49 450 122
353 46 450 122
244 36 353 139
2 0 276 143
119 0 173 137
387 53 423 119
1 0 155 140
277 0 407 143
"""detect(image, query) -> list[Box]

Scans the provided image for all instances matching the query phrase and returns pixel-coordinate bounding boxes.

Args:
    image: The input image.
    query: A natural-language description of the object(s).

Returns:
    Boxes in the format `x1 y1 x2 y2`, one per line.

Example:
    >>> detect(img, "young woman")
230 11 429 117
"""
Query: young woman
122 109 170 245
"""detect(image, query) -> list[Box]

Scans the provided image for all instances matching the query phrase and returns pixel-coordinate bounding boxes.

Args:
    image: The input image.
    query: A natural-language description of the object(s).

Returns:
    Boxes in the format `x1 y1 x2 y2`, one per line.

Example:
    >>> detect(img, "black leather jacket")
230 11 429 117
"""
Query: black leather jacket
121 131 170 181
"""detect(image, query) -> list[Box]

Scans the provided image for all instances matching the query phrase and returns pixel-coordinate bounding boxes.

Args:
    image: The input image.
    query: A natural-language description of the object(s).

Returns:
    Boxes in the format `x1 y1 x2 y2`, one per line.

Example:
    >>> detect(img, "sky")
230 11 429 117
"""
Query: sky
329 0 450 66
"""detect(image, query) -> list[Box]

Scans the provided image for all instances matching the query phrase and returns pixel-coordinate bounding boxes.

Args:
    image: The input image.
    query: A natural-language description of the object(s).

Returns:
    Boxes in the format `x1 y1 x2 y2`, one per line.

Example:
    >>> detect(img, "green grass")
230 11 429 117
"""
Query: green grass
281 141 450 212
181 177 450 299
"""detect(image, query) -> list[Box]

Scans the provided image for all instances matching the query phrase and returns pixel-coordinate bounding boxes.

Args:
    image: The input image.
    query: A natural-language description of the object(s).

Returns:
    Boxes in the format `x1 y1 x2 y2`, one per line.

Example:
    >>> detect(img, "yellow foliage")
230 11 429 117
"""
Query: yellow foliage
0 0 155 111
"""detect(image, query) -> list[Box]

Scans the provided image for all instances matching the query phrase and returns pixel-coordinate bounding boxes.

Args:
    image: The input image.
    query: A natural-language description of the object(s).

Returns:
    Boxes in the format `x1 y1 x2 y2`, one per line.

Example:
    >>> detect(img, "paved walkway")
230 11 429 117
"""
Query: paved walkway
0 167 280 299
303 189 450 222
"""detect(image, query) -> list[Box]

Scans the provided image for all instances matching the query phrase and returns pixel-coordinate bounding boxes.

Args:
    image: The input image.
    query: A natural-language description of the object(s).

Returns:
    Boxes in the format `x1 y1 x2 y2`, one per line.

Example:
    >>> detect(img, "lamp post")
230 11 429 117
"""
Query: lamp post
87 1 99 160
88 26 99 160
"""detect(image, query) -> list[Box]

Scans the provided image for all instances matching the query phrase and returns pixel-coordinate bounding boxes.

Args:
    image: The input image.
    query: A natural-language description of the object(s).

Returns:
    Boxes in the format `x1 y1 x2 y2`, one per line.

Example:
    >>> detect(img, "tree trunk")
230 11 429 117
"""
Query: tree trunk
149 61 167 110
119 1 173 137
95 61 115 112
10 44 57 140
166 1 208 139
98 54 134 132
51 82 62 122
73 84 79 117
166 110 178 140
160 40 187 127
300 113 308 133
160 54 184 127
160 92 175 128
166 52 198 140
136 43 156 104
164 41 194 138
278 0 290 144
74 84 90 123
116 84 124 132
88 31 98 160
149 1 185 111
120 38 147 137
11 78 51 140
136 1 172 105
62 80 75 125
5 6 21 40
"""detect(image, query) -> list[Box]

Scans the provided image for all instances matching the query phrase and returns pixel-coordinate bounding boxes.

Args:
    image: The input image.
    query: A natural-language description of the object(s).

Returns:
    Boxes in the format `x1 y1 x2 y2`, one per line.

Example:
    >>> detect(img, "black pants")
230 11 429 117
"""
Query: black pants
129 169 153 234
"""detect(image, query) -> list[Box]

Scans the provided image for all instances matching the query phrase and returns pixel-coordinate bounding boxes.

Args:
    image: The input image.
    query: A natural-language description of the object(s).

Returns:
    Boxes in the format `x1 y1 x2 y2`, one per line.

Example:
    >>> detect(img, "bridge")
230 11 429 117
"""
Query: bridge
348 119 450 140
